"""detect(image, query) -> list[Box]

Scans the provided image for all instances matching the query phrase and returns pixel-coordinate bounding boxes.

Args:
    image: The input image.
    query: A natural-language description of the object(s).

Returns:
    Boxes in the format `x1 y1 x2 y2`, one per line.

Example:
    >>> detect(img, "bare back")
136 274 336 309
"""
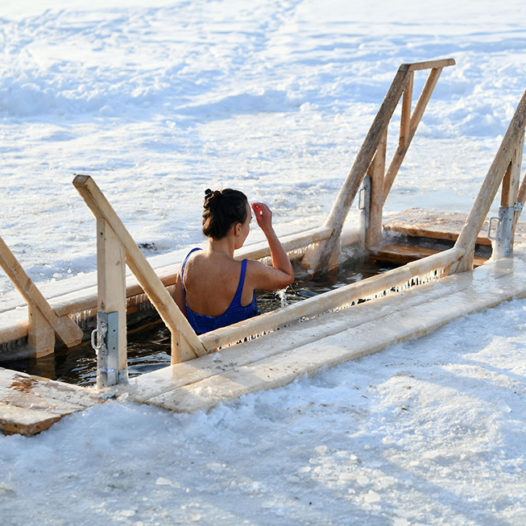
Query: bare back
182 250 255 316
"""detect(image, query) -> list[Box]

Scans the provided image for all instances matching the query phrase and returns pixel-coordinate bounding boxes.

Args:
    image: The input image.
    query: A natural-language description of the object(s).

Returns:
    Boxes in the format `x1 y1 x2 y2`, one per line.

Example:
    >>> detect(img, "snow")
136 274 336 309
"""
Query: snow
1 0 526 523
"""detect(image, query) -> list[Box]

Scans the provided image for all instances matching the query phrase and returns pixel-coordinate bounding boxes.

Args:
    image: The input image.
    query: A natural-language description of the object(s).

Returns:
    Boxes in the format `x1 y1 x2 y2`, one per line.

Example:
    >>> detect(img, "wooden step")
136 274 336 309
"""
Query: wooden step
0 368 101 435
369 243 488 267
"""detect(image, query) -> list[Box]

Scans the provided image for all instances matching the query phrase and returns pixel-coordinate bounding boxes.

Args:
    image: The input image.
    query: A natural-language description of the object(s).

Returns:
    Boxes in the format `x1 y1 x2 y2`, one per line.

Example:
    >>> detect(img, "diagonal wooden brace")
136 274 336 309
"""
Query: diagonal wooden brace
0 235 83 356
73 175 207 363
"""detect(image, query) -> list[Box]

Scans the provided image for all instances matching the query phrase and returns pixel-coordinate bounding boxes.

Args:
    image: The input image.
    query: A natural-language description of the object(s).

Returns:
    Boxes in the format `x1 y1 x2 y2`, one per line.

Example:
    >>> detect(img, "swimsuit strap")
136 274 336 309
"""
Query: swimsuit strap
231 259 248 307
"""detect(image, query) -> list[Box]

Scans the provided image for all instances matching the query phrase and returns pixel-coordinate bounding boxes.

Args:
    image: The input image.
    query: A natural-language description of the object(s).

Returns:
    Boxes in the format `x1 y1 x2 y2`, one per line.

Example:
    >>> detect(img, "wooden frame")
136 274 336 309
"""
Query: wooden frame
452 90 526 272
3 59 525 399
73 175 207 366
0 235 83 357
302 58 456 274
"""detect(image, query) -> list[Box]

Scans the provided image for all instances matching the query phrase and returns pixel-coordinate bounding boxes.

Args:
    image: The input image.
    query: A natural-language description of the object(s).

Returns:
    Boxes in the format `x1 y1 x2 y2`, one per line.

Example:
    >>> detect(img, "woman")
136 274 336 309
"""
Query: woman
174 188 294 334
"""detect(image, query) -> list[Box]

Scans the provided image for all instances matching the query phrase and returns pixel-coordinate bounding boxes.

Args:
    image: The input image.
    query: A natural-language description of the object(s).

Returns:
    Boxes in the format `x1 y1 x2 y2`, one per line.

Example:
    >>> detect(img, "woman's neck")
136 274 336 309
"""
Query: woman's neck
207 236 236 258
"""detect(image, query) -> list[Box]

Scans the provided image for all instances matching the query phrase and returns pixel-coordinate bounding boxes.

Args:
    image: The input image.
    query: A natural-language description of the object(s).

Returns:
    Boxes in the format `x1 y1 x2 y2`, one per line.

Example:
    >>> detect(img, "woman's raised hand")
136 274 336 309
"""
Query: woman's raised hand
251 202 273 232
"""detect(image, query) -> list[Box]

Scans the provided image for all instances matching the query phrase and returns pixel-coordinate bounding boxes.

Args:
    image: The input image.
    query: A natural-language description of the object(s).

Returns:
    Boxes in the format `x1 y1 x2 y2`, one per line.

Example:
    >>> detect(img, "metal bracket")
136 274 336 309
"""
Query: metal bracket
514 201 523 213
358 176 371 211
358 176 371 249
91 311 119 387
488 216 500 241
489 206 516 258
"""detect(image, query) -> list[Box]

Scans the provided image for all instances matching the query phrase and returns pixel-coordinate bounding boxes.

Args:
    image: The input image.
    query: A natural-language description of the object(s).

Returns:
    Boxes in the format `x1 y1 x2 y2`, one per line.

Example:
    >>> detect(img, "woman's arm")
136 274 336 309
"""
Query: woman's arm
249 202 294 290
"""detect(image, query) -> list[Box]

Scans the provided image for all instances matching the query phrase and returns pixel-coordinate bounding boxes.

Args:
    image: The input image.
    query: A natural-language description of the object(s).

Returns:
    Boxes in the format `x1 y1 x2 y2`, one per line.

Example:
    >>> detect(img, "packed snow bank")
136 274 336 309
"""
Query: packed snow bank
1 298 526 524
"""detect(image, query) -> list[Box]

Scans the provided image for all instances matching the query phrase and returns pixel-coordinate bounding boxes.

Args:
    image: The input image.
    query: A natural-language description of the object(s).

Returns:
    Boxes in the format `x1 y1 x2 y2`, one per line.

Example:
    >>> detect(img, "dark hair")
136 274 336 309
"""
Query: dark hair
202 188 248 239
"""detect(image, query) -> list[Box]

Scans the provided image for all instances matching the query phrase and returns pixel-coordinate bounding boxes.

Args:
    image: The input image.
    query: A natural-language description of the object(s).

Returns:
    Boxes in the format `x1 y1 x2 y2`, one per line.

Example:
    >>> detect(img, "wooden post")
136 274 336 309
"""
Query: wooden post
365 127 387 248
494 130 523 258
382 67 445 202
0 235 83 357
73 175 207 363
27 306 55 358
453 90 526 272
400 71 414 149
96 218 128 386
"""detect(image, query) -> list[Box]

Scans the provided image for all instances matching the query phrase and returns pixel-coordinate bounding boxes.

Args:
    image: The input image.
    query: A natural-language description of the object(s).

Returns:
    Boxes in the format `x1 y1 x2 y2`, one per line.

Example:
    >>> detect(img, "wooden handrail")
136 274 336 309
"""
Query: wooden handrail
302 58 455 274
403 58 455 71
0 235 83 356
201 246 465 351
73 175 207 364
453 90 526 272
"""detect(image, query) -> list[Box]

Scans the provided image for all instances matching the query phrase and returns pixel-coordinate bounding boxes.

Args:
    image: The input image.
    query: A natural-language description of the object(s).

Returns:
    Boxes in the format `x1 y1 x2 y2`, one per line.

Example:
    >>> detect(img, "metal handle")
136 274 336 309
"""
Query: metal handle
90 320 108 355
488 217 499 241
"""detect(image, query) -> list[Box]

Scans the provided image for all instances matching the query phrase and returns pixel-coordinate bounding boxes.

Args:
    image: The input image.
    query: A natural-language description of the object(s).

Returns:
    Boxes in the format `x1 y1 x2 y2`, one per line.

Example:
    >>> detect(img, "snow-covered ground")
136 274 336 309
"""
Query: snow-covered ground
1 0 526 523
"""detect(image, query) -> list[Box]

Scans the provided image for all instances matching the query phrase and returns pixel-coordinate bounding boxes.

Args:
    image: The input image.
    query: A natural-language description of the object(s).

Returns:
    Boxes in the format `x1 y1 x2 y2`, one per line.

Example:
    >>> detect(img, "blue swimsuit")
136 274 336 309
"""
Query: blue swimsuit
181 248 258 334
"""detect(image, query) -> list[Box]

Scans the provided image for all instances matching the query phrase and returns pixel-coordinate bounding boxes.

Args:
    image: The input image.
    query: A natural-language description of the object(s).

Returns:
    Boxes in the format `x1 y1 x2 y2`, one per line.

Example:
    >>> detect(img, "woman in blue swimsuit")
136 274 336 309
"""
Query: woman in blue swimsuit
174 188 294 334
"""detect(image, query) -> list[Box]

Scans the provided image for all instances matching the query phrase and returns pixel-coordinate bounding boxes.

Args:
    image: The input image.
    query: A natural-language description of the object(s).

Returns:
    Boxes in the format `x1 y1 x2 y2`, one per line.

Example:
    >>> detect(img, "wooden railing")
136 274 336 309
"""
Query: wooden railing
452 90 526 272
302 58 456 274
2 59 524 389
200 246 465 351
0 236 83 357
73 175 207 386
70 172 468 379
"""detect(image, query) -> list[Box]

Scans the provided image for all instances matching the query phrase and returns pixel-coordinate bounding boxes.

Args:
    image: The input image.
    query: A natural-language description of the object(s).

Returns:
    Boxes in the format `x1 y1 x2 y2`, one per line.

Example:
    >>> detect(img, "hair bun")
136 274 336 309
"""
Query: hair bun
204 188 212 197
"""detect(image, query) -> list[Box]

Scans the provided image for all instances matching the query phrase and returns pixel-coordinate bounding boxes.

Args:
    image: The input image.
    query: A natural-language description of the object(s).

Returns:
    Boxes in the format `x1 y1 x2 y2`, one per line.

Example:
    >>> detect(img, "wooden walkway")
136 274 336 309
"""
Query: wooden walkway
0 368 101 435
123 252 526 413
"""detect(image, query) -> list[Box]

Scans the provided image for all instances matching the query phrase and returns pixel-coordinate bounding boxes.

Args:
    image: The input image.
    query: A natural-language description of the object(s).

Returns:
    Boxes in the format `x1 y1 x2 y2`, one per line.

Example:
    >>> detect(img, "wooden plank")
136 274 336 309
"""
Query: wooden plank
142 254 526 414
384 208 493 245
27 304 55 357
0 403 62 436
404 58 456 71
0 368 101 435
400 71 413 148
73 175 207 363
0 235 83 349
199 247 464 351
392 208 526 246
0 368 99 408
0 320 27 346
369 243 487 267
453 89 526 272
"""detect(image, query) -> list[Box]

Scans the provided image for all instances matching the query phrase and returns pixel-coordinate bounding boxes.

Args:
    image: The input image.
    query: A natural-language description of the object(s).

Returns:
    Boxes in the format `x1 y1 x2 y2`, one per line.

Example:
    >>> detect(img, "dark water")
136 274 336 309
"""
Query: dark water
1 257 394 386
